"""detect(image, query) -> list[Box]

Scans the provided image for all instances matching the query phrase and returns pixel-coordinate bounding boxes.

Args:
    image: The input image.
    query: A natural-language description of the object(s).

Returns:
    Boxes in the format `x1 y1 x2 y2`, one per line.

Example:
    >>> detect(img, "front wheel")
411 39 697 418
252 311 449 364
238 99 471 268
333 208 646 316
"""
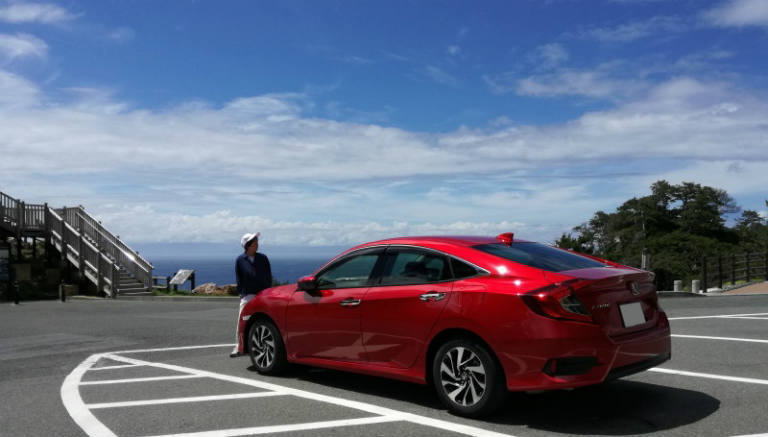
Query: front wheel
432 338 507 417
248 319 287 375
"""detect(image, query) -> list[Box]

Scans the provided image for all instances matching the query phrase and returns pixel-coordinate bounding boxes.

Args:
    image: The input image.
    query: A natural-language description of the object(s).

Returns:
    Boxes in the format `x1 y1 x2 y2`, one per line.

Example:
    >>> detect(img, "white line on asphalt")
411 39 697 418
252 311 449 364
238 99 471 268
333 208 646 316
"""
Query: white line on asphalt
103 350 516 437
650 368 768 385
723 317 768 320
145 416 403 437
79 374 204 385
672 334 768 344
87 392 286 409
89 364 144 371
108 344 234 354
61 354 118 437
669 312 768 320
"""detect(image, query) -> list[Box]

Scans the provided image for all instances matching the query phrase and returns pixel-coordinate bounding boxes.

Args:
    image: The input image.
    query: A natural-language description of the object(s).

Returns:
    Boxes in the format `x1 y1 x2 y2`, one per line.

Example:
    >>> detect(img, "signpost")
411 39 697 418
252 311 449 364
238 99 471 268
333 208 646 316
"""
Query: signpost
169 269 195 291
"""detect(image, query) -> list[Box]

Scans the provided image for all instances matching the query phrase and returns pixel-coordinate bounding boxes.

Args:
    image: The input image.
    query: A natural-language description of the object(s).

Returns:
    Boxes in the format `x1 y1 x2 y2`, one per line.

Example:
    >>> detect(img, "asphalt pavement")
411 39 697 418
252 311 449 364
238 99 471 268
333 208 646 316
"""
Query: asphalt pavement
1 294 767 437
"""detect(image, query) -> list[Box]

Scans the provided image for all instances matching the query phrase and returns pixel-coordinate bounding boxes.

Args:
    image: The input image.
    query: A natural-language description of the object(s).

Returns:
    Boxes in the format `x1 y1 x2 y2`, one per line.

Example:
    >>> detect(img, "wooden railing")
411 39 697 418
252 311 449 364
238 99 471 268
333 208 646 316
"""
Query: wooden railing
0 190 151 295
700 252 768 292
54 206 153 288
47 208 120 296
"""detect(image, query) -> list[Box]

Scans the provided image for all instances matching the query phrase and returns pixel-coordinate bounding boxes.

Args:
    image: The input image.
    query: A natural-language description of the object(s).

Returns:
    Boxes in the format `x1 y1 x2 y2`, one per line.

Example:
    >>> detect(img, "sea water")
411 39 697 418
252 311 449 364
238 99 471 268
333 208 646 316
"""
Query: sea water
150 256 328 288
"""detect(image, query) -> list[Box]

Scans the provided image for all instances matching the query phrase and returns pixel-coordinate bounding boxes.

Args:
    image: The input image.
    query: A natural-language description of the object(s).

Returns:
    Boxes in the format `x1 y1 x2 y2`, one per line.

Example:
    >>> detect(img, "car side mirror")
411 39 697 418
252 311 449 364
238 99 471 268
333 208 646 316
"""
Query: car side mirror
297 275 317 292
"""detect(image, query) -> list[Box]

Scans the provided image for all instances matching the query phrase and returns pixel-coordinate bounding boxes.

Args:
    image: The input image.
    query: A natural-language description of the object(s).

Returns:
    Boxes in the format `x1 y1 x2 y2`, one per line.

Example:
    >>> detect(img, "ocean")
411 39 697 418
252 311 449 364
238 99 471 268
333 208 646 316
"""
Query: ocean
150 256 328 289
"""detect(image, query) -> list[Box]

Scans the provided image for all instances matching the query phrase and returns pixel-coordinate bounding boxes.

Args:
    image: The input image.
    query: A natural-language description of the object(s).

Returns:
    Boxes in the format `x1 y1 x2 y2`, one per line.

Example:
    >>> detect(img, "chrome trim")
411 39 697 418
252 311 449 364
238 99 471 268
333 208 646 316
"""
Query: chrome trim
419 292 447 302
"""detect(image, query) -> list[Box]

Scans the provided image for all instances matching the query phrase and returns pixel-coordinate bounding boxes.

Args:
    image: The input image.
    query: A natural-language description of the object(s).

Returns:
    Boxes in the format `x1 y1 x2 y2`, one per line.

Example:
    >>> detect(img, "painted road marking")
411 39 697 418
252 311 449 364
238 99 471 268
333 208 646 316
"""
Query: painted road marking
62 345 516 437
145 416 404 437
672 334 768 344
87 392 286 409
78 374 204 385
669 312 768 320
109 343 234 354
650 368 768 385
89 364 144 371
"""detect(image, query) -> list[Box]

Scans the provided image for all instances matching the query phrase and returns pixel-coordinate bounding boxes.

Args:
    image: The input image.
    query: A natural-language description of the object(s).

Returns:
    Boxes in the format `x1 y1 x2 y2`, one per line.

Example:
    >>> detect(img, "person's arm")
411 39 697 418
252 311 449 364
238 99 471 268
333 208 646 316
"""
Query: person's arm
235 257 243 297
265 256 273 287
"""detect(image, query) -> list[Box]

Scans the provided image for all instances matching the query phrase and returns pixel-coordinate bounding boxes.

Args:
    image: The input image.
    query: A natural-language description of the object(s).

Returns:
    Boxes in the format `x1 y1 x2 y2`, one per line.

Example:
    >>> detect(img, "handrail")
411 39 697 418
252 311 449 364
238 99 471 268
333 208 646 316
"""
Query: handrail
76 209 153 270
2 191 151 294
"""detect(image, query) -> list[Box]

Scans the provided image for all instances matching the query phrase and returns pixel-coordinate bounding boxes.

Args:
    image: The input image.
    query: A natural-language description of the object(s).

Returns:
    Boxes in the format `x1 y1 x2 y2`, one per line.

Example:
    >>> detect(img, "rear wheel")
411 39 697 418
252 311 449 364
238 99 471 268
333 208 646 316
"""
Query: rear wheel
248 319 287 374
432 338 507 417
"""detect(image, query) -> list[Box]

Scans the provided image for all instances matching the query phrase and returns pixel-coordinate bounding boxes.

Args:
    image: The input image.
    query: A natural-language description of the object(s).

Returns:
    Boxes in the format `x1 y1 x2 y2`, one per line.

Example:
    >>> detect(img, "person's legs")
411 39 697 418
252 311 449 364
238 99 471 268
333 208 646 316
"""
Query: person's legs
231 294 255 356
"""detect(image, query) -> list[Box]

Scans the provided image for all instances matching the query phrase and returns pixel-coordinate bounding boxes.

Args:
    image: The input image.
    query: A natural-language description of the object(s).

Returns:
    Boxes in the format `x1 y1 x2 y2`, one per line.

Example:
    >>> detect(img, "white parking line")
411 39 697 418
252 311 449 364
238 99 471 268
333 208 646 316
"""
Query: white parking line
109 343 235 354
672 334 768 344
87 392 286 409
649 368 768 385
145 416 403 437
90 364 144 371
669 312 768 320
79 374 204 385
62 345 516 437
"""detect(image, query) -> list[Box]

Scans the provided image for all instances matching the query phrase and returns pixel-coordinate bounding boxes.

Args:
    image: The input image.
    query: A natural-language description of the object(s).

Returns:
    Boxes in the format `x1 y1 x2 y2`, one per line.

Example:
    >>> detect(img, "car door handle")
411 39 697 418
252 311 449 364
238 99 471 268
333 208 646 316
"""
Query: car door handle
419 292 446 302
340 298 361 307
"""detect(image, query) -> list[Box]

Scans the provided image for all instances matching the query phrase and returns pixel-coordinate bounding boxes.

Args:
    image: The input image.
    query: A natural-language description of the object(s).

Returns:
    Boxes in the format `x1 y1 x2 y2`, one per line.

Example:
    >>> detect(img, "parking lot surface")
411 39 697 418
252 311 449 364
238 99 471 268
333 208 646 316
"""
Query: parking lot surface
1 294 767 437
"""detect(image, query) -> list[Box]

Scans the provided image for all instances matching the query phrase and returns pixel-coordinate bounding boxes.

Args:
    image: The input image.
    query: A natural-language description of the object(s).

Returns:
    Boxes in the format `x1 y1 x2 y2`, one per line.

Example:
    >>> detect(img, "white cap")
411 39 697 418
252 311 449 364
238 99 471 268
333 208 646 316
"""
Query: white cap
240 232 260 248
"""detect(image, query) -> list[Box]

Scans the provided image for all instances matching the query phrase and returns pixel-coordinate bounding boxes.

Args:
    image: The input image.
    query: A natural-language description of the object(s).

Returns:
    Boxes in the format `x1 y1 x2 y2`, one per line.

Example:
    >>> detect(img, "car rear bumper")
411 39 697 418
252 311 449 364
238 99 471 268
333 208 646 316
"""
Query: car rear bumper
495 312 671 391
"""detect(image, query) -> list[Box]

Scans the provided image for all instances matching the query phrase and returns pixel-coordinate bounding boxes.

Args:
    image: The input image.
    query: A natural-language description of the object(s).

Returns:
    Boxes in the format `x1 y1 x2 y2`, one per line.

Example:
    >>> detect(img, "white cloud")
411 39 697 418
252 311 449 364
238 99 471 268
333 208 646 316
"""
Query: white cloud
2 70 767 244
580 16 686 42
0 2 76 24
486 63 648 99
107 27 135 43
0 69 40 106
447 45 461 56
704 0 768 28
534 43 569 69
420 65 458 86
0 32 47 60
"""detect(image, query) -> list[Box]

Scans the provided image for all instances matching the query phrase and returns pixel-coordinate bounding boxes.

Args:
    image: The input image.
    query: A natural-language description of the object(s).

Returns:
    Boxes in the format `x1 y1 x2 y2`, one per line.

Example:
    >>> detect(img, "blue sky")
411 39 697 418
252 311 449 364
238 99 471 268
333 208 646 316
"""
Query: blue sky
1 0 767 257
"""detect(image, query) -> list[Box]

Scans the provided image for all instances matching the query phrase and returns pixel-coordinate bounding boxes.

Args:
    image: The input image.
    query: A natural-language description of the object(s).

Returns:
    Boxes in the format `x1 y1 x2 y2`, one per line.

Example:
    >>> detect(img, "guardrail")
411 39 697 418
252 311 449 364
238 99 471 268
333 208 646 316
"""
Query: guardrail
700 252 768 292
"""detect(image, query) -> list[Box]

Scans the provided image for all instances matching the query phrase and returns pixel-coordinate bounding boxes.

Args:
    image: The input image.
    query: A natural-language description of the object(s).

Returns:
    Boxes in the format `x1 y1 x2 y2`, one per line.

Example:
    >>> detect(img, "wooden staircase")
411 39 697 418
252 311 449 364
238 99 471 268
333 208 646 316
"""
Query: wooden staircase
0 191 153 297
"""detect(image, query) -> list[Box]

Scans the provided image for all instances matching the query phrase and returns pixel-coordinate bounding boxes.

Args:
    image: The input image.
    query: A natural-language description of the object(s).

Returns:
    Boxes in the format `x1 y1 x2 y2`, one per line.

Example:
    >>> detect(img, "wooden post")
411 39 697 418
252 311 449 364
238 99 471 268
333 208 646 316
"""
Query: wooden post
78 228 85 279
111 264 118 298
701 257 708 293
717 255 723 290
745 252 750 283
190 271 195 291
97 254 104 296
764 250 768 281
166 276 171 292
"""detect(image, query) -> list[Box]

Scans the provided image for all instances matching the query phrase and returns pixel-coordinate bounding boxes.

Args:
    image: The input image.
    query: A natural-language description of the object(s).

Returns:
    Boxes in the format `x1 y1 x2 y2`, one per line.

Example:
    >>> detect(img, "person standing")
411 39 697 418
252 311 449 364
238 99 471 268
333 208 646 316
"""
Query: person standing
230 232 273 357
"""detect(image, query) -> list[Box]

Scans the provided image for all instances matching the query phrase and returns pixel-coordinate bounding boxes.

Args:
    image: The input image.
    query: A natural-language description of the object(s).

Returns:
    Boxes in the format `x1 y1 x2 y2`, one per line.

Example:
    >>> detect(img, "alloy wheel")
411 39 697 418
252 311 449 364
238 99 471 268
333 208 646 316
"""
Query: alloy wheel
439 346 487 407
251 324 275 369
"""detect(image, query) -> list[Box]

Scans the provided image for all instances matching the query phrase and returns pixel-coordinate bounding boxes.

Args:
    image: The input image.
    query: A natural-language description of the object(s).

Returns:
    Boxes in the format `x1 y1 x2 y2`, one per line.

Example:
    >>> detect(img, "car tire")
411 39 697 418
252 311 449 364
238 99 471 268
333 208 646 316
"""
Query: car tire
432 338 507 417
248 319 287 375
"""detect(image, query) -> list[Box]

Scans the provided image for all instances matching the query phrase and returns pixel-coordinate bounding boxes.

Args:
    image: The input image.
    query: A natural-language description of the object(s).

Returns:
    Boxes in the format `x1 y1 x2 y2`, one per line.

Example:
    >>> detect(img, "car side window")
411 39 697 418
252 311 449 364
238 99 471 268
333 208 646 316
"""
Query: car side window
380 249 451 285
451 258 479 279
315 252 381 289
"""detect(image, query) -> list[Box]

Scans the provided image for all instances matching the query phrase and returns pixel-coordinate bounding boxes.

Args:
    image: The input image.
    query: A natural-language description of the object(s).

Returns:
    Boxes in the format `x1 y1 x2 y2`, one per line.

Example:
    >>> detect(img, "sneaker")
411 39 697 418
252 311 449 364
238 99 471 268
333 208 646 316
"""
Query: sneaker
229 349 241 358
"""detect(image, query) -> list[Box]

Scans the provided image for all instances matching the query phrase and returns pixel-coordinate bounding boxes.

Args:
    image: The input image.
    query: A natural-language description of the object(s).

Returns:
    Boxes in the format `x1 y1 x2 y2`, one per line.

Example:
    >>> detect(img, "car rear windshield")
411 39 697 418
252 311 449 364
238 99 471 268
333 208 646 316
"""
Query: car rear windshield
473 242 606 272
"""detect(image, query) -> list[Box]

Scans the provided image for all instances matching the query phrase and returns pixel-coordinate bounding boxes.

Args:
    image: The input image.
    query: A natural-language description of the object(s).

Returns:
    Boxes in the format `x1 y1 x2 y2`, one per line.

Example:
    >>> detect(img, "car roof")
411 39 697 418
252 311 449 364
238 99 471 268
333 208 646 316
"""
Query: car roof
359 235 533 248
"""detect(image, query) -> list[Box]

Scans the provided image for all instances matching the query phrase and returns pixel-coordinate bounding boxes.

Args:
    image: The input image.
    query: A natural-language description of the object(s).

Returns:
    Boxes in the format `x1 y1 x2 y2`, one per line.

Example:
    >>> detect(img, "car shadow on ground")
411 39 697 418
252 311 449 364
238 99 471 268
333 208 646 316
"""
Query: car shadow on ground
251 365 720 435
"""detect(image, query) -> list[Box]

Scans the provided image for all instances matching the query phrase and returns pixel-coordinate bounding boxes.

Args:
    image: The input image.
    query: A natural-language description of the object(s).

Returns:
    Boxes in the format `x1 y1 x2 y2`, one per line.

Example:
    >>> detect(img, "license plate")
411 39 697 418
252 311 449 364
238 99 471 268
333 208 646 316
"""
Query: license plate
620 302 645 327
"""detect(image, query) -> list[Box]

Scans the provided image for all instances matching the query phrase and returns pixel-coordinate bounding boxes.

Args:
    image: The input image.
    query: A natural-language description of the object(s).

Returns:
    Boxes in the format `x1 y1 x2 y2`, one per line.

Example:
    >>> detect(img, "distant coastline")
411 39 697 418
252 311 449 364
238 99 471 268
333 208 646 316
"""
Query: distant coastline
150 256 327 289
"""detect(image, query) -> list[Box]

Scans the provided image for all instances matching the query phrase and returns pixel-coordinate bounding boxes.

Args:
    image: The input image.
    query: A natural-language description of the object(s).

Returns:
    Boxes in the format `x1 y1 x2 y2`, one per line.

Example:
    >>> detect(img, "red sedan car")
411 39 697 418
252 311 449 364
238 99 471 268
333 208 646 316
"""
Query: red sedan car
236 234 671 416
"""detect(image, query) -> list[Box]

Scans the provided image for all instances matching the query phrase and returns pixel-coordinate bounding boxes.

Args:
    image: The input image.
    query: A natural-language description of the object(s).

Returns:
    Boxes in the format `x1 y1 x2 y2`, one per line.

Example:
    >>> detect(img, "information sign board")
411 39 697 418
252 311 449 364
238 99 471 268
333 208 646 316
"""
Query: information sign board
169 269 194 285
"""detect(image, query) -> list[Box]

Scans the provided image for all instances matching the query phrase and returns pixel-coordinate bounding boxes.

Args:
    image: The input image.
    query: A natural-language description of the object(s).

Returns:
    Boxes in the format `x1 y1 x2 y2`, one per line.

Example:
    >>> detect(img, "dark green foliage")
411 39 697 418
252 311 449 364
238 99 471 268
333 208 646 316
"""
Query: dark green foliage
556 181 766 290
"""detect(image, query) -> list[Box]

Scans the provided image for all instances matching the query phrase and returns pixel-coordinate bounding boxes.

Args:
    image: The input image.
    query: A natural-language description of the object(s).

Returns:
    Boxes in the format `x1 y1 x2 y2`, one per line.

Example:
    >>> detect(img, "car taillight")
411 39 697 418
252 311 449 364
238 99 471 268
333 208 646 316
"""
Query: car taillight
521 280 594 323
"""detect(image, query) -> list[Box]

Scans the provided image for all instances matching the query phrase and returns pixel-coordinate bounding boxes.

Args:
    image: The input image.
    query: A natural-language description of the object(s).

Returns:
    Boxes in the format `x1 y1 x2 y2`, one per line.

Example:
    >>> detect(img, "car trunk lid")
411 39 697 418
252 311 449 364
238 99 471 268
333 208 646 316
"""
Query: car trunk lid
547 267 659 338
